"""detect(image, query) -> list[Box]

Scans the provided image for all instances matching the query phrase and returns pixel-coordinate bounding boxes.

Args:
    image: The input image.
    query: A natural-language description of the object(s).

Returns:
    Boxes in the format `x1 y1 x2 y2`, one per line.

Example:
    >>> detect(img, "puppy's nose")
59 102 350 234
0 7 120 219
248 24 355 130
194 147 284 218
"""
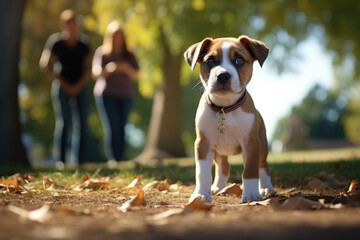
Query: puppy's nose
217 72 231 84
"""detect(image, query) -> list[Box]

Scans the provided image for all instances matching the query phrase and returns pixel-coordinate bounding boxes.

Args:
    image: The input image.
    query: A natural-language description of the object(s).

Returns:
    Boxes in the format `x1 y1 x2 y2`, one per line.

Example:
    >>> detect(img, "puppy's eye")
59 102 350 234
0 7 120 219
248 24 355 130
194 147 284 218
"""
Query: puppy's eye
205 57 216 68
235 56 245 67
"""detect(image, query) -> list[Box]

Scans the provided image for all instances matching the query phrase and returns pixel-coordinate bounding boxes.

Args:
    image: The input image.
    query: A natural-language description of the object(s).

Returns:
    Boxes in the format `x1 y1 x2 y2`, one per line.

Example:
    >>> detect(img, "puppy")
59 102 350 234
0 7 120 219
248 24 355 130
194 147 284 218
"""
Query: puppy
184 35 276 203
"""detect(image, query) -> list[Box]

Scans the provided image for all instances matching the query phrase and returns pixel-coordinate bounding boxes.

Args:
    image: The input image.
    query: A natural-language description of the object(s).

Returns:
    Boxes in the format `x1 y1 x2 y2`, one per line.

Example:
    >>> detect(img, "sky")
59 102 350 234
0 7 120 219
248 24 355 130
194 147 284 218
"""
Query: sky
247 36 334 140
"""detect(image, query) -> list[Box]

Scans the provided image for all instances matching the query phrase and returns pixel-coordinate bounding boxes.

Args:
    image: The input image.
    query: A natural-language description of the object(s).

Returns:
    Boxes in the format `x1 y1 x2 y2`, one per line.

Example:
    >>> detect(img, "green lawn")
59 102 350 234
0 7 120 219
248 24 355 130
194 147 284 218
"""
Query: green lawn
1 148 359 189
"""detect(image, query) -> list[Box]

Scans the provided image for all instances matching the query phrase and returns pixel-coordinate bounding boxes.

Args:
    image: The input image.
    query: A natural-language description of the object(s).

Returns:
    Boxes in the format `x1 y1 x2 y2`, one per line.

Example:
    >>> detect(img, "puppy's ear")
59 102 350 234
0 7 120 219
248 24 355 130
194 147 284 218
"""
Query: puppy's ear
184 38 212 71
239 35 269 67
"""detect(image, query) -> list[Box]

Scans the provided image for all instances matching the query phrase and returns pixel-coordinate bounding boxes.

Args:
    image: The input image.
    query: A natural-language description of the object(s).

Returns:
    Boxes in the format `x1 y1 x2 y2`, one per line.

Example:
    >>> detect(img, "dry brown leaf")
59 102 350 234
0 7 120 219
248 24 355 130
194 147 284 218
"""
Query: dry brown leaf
347 179 358 194
90 181 110 190
0 177 18 187
8 186 23 194
74 180 111 191
118 190 146 212
42 176 54 189
281 197 323 210
216 183 242 196
307 178 328 191
183 198 213 211
0 177 23 193
130 190 146 206
20 174 34 183
124 177 142 189
143 180 170 192
58 206 77 215
82 175 90 183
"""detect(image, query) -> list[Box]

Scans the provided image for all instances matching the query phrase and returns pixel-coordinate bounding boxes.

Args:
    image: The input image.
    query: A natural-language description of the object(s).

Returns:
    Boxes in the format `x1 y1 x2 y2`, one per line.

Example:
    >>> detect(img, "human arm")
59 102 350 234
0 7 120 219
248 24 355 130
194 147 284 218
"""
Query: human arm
92 47 113 79
116 61 139 81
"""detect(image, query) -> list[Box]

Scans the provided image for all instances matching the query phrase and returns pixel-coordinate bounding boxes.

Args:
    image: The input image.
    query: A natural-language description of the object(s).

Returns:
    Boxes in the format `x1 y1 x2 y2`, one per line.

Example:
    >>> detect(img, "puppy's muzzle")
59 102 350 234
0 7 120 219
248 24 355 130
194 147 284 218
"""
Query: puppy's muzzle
217 72 231 85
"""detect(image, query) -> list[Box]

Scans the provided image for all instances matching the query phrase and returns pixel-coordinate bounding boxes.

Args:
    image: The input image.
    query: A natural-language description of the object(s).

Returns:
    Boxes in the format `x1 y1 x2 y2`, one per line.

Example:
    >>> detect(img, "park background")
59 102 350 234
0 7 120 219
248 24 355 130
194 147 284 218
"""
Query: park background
1 0 360 167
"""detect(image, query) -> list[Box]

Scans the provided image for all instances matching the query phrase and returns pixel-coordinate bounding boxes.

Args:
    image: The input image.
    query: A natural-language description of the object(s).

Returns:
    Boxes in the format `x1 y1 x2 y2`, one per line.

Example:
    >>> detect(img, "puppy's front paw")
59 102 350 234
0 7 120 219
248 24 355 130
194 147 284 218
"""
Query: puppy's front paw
189 192 212 203
211 184 226 194
241 192 263 203
241 178 263 203
259 187 276 197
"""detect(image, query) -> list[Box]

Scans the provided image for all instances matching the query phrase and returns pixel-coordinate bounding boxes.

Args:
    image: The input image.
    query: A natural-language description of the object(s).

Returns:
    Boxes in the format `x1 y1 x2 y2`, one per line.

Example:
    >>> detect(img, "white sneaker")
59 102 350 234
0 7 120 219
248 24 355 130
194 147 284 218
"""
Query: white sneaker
107 160 118 169
55 161 65 170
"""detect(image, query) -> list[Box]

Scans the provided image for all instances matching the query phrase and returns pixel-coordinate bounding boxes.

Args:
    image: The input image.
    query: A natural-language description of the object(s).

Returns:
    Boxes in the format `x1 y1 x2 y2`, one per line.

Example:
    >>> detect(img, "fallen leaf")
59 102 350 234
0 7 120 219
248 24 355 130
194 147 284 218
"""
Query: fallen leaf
183 198 213 211
347 179 358 194
74 180 111 191
59 206 77 215
118 190 146 212
241 199 271 206
7 186 23 194
281 197 323 210
124 177 141 189
307 178 328 191
216 183 242 196
82 175 90 183
0 177 23 193
0 177 18 187
8 205 51 223
143 180 170 192
150 208 187 221
268 196 283 207
58 206 91 216
90 181 110 190
42 176 54 189
169 183 180 191
20 174 33 182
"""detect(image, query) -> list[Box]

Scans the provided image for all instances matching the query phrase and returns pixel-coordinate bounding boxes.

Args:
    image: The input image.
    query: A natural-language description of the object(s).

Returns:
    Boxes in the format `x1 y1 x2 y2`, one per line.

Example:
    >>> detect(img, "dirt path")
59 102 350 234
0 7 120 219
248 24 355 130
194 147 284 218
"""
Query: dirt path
1 184 360 240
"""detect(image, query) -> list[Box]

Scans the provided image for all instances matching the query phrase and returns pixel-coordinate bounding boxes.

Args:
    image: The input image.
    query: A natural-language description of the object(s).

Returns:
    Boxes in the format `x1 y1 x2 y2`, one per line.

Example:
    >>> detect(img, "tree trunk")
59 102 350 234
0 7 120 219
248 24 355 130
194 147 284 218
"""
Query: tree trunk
135 32 186 162
0 0 30 167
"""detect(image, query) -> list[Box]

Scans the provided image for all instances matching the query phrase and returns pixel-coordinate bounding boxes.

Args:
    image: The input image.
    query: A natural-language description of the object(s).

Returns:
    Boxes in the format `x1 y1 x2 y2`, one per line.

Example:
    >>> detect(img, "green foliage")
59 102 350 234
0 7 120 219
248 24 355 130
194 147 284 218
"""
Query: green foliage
292 84 348 139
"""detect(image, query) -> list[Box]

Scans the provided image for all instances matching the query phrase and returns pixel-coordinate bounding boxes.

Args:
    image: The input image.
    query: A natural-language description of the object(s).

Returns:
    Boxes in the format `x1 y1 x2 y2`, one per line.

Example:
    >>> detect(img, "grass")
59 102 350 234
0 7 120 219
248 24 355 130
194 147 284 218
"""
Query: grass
1 148 359 189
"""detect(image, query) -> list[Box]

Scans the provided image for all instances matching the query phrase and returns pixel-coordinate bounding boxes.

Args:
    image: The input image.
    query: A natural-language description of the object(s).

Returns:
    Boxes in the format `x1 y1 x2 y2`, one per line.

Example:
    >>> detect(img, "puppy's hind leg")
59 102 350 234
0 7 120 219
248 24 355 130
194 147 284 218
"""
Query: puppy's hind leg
211 151 229 194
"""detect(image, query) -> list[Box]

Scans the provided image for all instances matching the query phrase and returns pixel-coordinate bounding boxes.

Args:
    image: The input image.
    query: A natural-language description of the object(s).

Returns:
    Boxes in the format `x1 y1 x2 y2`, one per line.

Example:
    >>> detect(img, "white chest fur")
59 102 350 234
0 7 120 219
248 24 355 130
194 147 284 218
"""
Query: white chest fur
196 102 255 155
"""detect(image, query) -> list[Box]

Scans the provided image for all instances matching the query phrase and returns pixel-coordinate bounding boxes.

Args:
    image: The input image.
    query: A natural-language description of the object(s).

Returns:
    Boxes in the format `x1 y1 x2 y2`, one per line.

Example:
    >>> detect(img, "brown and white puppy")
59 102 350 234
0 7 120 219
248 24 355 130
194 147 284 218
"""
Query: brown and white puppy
184 36 276 203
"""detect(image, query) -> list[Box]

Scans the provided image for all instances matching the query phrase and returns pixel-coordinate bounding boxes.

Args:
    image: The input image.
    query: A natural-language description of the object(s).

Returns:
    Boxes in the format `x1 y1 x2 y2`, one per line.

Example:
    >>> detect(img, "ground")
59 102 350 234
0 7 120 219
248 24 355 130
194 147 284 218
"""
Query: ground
1 150 360 240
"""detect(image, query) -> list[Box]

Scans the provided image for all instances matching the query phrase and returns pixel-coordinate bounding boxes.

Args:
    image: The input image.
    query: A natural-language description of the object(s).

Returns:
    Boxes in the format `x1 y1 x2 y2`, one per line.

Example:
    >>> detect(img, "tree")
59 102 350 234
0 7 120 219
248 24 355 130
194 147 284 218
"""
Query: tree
0 0 29 166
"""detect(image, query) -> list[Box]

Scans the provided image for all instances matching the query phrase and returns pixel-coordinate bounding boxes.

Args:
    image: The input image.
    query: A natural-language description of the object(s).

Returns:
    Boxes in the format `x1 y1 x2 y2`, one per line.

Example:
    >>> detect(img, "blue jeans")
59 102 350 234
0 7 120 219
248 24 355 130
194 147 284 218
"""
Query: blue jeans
96 96 133 161
51 81 88 164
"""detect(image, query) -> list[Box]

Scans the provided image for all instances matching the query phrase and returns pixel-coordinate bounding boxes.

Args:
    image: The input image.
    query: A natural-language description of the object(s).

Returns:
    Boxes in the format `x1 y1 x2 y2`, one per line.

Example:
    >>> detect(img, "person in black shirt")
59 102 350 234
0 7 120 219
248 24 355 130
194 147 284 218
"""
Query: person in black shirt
40 9 92 169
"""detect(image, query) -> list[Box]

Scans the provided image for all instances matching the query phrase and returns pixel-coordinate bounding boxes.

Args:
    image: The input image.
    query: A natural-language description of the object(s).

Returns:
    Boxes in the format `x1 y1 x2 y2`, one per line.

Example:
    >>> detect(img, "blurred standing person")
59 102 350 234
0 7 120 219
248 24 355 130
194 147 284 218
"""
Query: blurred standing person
40 9 92 169
92 21 139 168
